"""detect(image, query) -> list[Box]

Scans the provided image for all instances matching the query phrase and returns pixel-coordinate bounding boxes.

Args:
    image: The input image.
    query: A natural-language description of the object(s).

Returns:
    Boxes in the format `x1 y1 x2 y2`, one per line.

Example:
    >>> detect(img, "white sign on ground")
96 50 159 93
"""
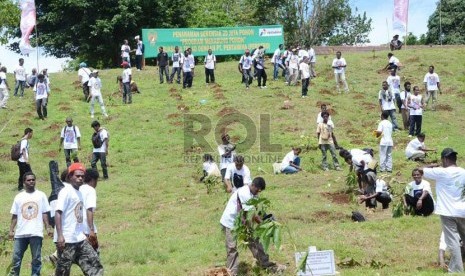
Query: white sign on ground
295 249 336 276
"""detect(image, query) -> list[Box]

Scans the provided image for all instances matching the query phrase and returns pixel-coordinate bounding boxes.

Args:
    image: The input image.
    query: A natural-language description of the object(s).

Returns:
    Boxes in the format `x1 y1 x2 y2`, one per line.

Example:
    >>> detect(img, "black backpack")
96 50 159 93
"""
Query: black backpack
11 139 25 161
92 130 103 148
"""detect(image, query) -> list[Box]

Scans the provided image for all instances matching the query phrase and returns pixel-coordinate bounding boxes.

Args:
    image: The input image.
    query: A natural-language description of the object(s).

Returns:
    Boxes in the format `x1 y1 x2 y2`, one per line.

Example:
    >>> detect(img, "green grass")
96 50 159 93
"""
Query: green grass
1 46 465 275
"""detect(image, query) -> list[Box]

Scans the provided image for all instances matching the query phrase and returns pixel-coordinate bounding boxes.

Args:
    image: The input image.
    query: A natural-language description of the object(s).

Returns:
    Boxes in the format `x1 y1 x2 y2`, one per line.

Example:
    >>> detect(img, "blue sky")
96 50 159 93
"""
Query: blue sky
0 0 438 72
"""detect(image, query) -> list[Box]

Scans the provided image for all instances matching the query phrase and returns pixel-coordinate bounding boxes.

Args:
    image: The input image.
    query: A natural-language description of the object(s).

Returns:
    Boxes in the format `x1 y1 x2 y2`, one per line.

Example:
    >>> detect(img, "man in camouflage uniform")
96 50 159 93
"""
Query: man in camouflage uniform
54 163 103 275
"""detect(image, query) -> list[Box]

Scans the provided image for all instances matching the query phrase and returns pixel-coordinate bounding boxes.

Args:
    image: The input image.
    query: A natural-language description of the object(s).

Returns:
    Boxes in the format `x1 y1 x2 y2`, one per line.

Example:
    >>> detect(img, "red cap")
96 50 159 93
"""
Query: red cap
68 163 86 174
121 61 129 67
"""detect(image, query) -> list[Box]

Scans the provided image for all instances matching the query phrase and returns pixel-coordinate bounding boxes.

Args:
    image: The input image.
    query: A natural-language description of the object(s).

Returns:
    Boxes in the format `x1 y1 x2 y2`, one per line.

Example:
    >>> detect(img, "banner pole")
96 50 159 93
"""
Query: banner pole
35 24 39 72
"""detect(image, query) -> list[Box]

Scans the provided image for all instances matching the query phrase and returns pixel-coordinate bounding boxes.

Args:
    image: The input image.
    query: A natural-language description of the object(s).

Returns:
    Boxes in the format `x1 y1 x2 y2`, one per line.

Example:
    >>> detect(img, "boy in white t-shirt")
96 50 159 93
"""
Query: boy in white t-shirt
9 172 52 276
299 57 310 98
121 62 132 104
34 74 50 120
81 168 100 252
331 51 349 93
403 168 434 216
88 70 108 118
375 111 393 173
170 46 182 84
182 50 193 88
224 155 252 193
405 133 435 161
359 177 392 209
280 147 302 174
424 65 441 110
59 117 81 167
204 49 216 84
14 58 27 97
121 39 131 66
91 121 109 179
0 66 10 108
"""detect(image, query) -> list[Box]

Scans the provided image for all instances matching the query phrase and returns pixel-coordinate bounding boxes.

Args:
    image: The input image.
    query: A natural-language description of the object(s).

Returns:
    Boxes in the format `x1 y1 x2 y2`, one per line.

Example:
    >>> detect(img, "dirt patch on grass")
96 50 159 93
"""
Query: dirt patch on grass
0 153 10 161
48 123 61 130
436 104 453 111
352 94 365 99
205 267 231 276
167 113 180 119
169 87 178 93
210 83 222 89
311 210 348 222
322 192 351 204
280 100 294 110
217 107 238 116
59 106 71 111
284 126 302 132
361 102 378 109
338 120 353 128
39 140 53 146
20 119 32 125
54 87 63 92
230 135 241 143
170 121 183 126
276 92 290 99
214 92 226 100
319 88 332 95
350 139 364 145
346 128 362 136
406 56 420 63
44 151 58 158
177 104 189 112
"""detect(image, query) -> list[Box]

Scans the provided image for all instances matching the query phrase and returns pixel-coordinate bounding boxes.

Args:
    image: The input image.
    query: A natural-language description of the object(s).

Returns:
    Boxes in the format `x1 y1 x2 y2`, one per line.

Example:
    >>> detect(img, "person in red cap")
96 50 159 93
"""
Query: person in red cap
121 61 132 104
54 163 103 275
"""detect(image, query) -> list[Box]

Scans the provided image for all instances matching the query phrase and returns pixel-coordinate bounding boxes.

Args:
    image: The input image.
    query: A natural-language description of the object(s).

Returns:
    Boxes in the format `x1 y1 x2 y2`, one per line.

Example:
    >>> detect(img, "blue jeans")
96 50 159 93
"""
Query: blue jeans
14 80 25 97
385 109 399 130
282 157 300 174
273 63 280 80
12 236 43 276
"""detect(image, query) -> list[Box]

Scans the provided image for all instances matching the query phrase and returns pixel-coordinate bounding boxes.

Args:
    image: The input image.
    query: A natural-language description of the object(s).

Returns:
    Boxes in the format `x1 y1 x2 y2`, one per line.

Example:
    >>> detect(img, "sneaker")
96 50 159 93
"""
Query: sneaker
246 87 249 90
323 167 329 171
1 106 7 109
91 115 94 118
408 135 412 138
335 167 342 171
49 253 58 267
262 86 267 89
104 114 109 118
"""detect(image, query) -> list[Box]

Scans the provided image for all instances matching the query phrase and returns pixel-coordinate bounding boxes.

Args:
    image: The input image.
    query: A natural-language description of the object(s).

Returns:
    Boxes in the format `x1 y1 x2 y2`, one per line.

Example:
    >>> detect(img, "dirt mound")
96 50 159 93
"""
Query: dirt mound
177 104 189 112
214 92 226 100
360 102 377 109
311 210 348 222
352 94 365 99
204 267 231 276
406 56 420 63
48 123 61 130
435 104 452 111
167 113 180 119
59 106 71 111
319 88 332 95
170 121 183 126
350 139 364 145
169 87 178 93
284 126 302 132
217 107 238 117
321 192 351 204
44 151 58 158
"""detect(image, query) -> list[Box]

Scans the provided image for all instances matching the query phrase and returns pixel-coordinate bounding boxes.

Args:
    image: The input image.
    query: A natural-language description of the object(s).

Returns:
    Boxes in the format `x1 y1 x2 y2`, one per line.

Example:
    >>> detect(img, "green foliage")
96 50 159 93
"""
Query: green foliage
296 251 308 273
327 10 372 45
0 0 20 45
203 175 222 194
426 0 465 44
345 171 357 193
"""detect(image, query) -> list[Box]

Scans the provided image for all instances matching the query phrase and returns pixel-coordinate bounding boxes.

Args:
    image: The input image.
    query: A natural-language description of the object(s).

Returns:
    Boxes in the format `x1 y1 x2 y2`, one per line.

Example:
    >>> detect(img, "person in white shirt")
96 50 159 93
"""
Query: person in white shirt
378 81 399 130
403 168 434 216
332 51 349 93
121 61 132 104
405 133 436 161
256 55 267 88
407 85 425 137
219 177 279 275
308 46 317 77
423 148 465 273
13 58 27 97
386 69 402 113
224 155 252 193
170 46 182 84
272 44 284 80
280 147 302 174
239 49 254 89
17 128 33 191
182 50 193 88
359 177 392 209
375 111 394 173
299 57 310 98
81 168 100 252
218 133 236 181
120 39 131 66
200 154 221 181
204 49 216 84
424 65 441 111
77 62 92 101
0 66 10 108
54 163 103 275
339 148 376 192
9 172 52 276
88 70 108 118
90 121 109 179
399 81 411 130
187 47 195 80
285 48 299 86
134 35 144 71
382 52 401 71
34 74 50 120
59 117 82 167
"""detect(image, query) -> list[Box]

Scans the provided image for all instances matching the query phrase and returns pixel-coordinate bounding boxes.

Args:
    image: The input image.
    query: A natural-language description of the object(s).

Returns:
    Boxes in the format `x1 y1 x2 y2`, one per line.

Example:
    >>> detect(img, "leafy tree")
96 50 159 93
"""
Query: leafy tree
327 9 372 45
404 32 418 45
426 0 465 44
0 0 20 45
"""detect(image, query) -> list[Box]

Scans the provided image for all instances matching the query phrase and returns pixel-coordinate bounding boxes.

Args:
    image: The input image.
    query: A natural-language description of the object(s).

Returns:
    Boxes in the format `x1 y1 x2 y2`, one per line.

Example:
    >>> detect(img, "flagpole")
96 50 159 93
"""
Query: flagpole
405 0 409 48
35 24 39 72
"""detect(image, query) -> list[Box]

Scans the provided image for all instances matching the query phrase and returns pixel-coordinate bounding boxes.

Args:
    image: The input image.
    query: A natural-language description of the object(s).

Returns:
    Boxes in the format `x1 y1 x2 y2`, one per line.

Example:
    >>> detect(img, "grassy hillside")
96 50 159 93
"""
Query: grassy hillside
1 46 465 275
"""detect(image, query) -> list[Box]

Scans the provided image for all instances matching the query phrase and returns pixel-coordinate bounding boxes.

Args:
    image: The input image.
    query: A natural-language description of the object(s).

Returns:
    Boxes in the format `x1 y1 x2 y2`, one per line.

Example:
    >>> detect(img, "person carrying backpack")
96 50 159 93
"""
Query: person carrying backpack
90 121 109 179
58 117 81 168
16 128 34 190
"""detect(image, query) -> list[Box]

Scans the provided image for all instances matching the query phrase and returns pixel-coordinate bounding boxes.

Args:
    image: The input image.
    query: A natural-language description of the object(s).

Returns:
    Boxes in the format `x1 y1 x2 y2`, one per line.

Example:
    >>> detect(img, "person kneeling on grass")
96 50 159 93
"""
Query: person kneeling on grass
339 148 376 193
403 168 434 216
219 177 284 276
359 176 392 210
200 154 221 182
280 147 302 174
405 133 436 162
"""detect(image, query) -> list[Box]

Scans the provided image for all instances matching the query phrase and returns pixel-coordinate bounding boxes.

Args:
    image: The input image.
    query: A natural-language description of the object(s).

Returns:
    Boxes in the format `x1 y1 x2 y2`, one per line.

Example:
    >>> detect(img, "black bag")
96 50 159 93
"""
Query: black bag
351 211 366 222
92 131 103 148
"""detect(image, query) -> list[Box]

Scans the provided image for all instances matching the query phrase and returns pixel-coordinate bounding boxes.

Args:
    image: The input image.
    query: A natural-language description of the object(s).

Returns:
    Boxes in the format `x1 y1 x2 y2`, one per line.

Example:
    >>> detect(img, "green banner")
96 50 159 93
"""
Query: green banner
142 25 284 58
